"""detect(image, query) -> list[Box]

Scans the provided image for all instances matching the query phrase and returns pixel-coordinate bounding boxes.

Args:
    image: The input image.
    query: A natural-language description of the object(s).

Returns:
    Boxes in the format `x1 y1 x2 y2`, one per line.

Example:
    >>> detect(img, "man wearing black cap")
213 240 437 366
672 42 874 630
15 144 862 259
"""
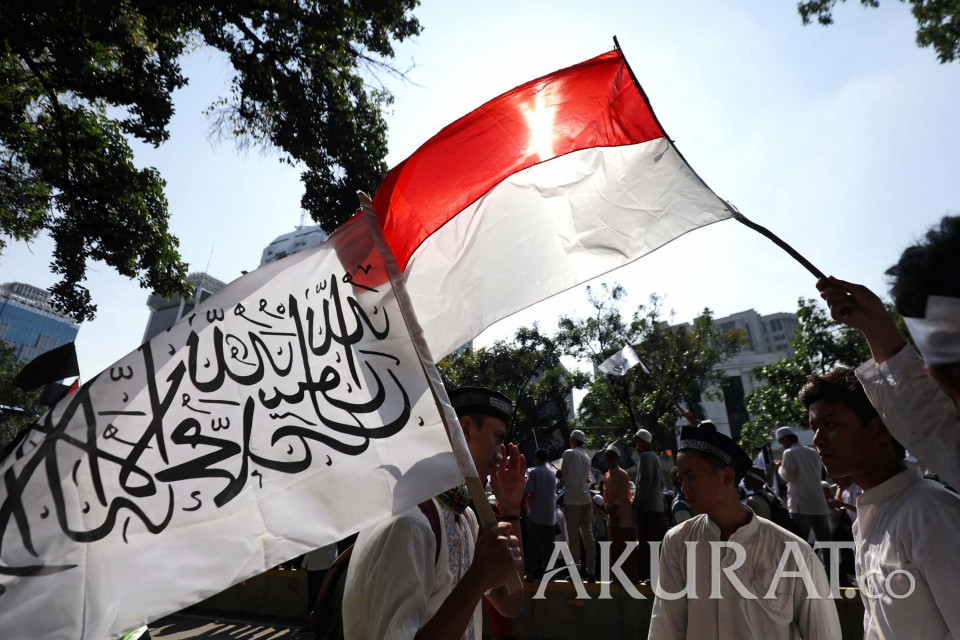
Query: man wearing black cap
648 426 840 640
343 386 525 640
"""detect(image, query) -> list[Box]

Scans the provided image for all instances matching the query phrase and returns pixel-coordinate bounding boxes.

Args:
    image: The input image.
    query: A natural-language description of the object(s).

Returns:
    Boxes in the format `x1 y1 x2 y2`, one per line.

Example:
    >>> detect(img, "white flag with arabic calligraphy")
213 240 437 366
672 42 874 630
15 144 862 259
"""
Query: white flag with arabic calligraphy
0 216 469 640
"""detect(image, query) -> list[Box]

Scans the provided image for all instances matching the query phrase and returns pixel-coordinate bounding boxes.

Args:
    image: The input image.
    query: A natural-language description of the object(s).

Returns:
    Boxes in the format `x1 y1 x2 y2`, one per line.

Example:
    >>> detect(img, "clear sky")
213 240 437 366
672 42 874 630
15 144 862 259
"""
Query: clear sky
2 0 958 379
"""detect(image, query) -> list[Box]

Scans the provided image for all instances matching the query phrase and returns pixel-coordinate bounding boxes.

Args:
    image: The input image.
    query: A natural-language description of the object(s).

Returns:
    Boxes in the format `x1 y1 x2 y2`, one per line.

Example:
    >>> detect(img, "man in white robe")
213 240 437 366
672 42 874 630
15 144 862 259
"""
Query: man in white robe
776 426 832 546
802 367 960 639
343 387 525 640
817 273 960 489
648 426 841 640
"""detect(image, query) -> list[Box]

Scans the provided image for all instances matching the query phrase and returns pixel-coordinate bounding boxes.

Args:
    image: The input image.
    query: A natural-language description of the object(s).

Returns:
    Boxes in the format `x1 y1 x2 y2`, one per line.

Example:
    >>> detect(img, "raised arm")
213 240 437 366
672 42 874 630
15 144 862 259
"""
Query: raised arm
486 443 526 617
816 277 906 364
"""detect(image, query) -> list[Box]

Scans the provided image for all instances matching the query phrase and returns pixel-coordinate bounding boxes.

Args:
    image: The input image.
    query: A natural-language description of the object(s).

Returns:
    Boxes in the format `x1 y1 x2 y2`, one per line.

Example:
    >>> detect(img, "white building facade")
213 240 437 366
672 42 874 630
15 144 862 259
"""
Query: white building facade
684 309 812 444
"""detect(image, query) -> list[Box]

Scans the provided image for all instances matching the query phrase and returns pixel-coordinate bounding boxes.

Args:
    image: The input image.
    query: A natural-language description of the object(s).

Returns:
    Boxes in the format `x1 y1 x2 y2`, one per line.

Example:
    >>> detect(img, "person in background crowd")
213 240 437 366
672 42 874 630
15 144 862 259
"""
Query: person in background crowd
803 368 960 639
603 445 638 582
343 387 524 640
523 449 557 581
648 426 840 640
742 467 776 520
776 426 832 547
632 428 665 580
828 477 861 526
817 221 960 490
557 429 596 581
668 466 693 526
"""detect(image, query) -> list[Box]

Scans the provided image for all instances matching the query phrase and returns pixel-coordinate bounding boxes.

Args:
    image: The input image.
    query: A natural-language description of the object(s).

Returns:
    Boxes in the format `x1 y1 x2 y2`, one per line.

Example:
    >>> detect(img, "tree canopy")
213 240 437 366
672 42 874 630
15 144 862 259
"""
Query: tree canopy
556 285 746 452
0 0 421 320
797 0 960 63
0 342 42 450
438 325 589 449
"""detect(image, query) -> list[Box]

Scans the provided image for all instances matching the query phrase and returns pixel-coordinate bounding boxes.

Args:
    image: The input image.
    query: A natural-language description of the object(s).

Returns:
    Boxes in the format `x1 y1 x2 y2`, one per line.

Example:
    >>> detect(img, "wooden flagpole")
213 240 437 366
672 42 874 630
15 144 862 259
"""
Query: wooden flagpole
357 193 523 594
729 210 826 280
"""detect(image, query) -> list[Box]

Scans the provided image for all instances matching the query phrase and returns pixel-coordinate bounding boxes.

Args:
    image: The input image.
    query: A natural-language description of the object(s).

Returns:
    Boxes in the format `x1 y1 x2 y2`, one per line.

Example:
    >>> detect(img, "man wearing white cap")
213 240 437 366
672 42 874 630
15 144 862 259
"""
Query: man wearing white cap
776 426 831 546
816 216 960 489
632 428 665 580
557 429 596 580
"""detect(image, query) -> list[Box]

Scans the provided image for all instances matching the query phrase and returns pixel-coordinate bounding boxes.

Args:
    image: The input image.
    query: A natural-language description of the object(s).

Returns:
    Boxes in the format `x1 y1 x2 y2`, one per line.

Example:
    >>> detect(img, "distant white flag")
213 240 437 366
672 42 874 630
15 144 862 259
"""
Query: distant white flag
0 216 468 640
597 344 641 376
753 451 766 471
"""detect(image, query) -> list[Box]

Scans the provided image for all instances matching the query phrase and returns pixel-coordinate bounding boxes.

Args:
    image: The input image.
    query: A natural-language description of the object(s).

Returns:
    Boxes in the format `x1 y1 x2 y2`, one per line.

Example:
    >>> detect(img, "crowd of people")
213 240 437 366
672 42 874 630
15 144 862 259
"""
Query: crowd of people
306 215 960 639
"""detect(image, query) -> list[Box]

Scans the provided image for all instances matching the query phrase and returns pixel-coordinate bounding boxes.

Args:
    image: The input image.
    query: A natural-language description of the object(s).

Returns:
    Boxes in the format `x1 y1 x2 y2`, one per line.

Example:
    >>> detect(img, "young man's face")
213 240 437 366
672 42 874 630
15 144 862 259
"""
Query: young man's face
810 398 884 481
676 451 731 515
462 415 507 482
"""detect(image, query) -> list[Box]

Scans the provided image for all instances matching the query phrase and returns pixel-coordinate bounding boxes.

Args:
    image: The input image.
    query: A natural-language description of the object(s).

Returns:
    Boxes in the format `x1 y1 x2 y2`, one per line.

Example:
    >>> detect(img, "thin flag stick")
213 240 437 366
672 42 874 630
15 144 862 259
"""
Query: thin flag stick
729 209 826 280
358 192 523 594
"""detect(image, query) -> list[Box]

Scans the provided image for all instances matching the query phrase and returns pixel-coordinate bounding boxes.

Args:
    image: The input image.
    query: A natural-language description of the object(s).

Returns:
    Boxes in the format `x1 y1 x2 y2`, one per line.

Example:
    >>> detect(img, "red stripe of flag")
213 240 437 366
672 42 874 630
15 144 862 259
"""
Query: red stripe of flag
373 49 665 270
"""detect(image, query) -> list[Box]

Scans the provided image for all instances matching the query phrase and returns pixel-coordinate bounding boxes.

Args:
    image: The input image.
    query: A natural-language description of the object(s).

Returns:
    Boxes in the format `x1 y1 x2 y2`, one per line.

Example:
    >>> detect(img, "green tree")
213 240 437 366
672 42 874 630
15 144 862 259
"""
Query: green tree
557 285 746 451
797 0 960 63
1 1 421 320
437 325 589 446
739 297 908 453
0 343 42 449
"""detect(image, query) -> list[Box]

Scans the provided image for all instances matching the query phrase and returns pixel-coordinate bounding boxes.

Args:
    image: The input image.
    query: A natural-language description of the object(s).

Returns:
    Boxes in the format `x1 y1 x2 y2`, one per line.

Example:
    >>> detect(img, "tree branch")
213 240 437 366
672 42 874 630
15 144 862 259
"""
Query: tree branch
17 51 71 187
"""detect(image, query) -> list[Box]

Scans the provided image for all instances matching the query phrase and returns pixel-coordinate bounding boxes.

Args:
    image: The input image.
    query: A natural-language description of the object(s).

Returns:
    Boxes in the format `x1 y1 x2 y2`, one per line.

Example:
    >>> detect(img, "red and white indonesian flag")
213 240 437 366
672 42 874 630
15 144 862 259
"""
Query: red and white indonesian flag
372 49 734 358
0 217 469 639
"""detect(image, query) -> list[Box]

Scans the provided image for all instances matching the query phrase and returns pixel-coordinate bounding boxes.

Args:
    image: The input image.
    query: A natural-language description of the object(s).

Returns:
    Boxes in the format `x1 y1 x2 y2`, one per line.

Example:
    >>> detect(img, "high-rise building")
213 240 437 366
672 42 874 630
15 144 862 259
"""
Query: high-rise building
0 282 80 363
259 223 328 267
142 272 226 344
712 309 800 356
672 308 800 442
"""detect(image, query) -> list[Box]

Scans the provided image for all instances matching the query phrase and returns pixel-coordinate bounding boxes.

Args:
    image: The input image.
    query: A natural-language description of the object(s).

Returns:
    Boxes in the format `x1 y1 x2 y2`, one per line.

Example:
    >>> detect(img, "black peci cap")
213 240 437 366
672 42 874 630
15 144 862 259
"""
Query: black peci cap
678 425 753 479
448 386 512 424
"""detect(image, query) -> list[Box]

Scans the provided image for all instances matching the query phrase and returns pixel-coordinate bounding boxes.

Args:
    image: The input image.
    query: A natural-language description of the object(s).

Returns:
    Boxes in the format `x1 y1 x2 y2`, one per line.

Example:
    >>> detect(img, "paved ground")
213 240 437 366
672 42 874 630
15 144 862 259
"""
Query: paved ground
146 613 310 640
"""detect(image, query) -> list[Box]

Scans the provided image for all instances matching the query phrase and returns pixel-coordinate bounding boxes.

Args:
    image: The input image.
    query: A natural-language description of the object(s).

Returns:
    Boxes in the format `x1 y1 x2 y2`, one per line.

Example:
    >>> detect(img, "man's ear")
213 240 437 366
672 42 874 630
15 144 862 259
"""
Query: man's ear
722 466 736 488
460 415 474 442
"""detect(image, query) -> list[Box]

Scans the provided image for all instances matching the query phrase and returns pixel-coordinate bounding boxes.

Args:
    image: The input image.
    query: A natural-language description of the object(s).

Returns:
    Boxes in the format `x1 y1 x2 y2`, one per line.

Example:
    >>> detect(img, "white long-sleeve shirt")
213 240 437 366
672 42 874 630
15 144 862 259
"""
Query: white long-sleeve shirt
634 450 665 513
854 469 960 640
856 345 960 490
560 447 593 506
648 510 841 640
343 499 479 640
778 445 830 515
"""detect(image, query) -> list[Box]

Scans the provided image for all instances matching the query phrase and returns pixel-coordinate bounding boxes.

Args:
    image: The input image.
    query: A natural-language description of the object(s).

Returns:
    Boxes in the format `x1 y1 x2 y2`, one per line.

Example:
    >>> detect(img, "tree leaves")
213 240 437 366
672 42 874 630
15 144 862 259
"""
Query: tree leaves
797 0 960 64
437 324 588 446
0 0 420 320
556 286 746 452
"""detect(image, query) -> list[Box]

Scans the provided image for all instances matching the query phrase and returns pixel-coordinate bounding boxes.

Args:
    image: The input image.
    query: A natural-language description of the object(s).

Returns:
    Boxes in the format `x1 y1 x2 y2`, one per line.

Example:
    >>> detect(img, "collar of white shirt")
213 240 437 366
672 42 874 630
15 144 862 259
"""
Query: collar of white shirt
857 468 922 507
699 507 759 541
